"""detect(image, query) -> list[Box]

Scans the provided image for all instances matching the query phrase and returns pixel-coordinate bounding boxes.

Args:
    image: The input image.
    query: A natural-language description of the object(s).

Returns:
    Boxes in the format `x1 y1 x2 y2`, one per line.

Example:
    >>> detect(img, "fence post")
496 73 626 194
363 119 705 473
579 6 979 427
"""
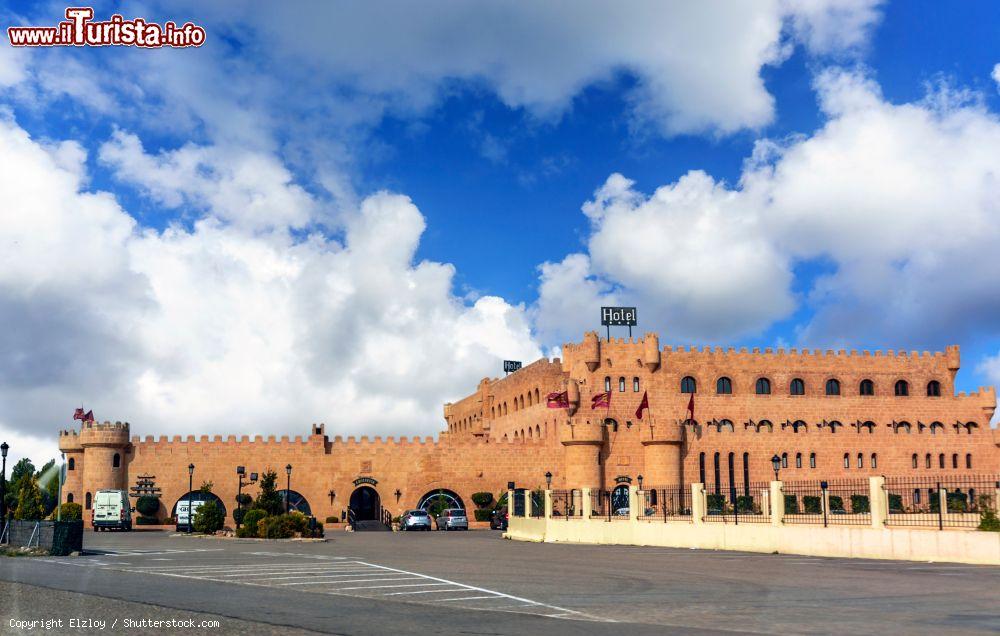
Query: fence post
691 483 705 526
544 489 553 519
582 487 592 520
938 484 947 530
821 482 830 528
507 489 514 519
994 482 1000 516
760 486 770 518
629 486 639 523
770 481 784 526
869 476 886 528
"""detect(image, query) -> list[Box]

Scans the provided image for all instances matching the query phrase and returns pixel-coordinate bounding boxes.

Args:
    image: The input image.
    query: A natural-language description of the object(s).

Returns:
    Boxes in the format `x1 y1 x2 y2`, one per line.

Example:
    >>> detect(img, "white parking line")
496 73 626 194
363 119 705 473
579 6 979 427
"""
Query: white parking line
382 586 464 595
432 596 498 602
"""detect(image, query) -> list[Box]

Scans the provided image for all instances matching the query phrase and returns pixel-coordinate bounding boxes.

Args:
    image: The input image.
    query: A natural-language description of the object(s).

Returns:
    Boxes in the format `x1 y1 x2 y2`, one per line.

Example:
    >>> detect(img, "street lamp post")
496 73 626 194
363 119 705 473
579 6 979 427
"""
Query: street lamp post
1 442 9 522
771 454 781 481
236 466 246 531
545 471 552 490
187 463 195 534
285 464 292 514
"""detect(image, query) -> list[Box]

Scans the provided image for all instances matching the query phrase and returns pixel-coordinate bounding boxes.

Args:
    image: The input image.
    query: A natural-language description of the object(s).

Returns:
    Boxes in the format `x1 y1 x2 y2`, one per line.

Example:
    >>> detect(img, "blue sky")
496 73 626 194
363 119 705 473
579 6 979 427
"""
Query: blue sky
1 1 999 464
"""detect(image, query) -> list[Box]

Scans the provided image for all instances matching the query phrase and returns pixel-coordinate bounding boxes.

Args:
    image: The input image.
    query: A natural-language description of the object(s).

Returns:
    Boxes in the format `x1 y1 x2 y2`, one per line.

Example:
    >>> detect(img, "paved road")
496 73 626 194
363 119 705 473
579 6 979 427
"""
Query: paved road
1 529 999 635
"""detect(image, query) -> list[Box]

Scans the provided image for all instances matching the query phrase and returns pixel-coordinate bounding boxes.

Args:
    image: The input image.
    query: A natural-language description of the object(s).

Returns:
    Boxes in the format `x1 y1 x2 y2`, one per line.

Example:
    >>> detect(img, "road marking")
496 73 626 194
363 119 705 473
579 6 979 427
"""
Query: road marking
288 577 421 588
382 586 464 595
431 595 498 602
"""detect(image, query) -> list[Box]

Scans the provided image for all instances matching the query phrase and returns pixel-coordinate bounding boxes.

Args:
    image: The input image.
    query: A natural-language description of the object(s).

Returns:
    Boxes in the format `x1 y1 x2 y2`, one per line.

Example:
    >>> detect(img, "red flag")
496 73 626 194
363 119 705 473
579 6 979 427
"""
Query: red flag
73 408 85 421
546 391 569 408
635 391 649 420
84 410 95 422
686 392 695 422
591 391 611 409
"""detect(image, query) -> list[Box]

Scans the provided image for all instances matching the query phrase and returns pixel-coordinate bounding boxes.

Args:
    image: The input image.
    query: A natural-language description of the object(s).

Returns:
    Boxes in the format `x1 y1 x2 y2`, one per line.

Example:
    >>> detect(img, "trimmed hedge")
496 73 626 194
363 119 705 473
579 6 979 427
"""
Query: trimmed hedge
829 495 845 512
851 495 870 513
735 496 754 512
474 509 492 522
136 496 160 517
471 492 494 508
237 509 267 538
803 496 822 514
784 494 799 514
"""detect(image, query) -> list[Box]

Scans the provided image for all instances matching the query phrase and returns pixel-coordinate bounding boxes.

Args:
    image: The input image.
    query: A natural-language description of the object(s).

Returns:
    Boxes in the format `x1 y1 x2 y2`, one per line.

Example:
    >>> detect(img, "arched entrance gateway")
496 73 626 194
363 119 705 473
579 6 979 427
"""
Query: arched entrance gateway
349 486 380 521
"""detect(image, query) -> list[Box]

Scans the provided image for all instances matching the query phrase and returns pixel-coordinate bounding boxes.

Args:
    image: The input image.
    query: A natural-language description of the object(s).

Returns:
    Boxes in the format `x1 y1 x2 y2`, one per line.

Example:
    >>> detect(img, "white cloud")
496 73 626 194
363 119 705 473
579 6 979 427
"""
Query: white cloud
0 115 540 451
993 63 1000 91
977 352 1000 424
537 69 1000 347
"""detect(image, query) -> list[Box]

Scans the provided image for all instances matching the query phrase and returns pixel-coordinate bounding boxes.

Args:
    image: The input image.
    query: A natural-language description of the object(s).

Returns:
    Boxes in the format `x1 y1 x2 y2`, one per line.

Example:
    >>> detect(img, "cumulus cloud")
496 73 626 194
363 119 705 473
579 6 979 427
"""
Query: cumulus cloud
0 114 540 455
993 63 1000 91
537 69 1000 348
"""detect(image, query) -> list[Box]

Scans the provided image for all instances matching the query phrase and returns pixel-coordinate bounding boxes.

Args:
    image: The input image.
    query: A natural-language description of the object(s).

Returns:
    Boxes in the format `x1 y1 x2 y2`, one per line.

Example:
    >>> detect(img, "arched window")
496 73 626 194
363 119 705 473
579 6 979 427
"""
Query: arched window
757 420 773 432
938 453 945 469
828 420 842 433
857 453 863 468
716 377 732 395
713 452 721 491
809 453 816 468
825 379 841 396
527 392 532 407
717 419 734 432
528 427 533 438
68 457 75 470
633 377 640 392
860 421 875 433
491 406 495 418
699 452 706 484
535 424 541 438
680 376 697 393
112 453 120 468
859 379 874 396
66 493 74 503
795 452 802 468
843 453 850 469
755 378 771 395
911 453 918 469
925 453 931 469
535 388 540 404
604 418 619 432
618 377 626 392
85 492 92 510
791 420 806 433
781 452 788 468
871 453 877 469
894 380 909 396
926 380 941 397
966 453 972 469
951 453 958 469
895 421 911 434
790 378 805 396
604 377 611 392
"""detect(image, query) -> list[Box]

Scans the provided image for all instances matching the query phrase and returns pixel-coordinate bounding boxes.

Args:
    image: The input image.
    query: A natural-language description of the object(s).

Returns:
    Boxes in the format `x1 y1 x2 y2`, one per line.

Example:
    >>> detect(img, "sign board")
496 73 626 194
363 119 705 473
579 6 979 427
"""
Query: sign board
614 475 633 484
503 360 522 373
601 306 637 326
352 477 378 487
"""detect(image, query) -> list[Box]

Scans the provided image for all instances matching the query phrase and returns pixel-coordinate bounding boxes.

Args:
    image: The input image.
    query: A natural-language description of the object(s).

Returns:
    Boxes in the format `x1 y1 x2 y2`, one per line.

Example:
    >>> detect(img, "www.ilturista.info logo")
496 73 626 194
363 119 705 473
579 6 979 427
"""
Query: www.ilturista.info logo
8 7 206 48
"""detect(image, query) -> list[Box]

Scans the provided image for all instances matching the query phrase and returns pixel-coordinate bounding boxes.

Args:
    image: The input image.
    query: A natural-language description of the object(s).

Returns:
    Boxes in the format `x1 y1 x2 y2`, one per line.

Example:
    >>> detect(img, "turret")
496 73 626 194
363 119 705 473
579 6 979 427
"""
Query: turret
76 421 131 511
643 332 660 372
583 331 600 372
566 378 581 416
559 420 605 488
638 421 683 486
946 345 960 376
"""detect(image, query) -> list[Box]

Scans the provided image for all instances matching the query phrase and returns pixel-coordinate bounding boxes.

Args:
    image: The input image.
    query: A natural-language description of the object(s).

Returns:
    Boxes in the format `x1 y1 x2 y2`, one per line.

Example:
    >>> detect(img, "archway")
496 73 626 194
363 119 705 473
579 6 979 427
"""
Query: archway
171 491 227 519
277 490 312 515
417 489 465 515
611 485 629 513
349 486 380 521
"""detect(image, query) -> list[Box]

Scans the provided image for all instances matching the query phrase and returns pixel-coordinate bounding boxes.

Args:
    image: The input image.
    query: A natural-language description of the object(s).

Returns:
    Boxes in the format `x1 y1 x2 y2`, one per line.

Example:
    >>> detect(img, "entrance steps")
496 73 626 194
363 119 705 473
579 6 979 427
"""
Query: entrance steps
353 520 391 532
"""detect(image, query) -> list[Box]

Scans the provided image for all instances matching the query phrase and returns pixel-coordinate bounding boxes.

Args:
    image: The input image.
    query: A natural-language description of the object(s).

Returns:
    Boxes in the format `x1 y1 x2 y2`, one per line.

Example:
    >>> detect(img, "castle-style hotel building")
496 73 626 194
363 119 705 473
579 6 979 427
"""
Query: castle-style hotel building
59 332 999 525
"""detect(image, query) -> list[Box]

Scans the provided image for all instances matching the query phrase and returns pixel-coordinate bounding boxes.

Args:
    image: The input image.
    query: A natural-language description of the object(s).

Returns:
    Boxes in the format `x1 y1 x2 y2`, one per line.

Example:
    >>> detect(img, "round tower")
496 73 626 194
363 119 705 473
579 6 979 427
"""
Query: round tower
57 429 84 506
559 420 605 488
639 421 684 486
78 421 131 504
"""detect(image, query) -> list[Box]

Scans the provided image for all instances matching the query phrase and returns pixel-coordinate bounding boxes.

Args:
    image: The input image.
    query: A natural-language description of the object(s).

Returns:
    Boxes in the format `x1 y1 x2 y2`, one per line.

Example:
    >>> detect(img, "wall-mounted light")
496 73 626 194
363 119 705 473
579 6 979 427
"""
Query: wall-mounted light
545 471 552 489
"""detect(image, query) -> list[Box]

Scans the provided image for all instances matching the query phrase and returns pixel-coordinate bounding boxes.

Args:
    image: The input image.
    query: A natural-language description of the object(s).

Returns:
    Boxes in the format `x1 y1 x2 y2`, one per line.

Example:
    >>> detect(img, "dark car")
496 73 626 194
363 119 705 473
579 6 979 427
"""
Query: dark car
489 508 508 530
400 509 432 531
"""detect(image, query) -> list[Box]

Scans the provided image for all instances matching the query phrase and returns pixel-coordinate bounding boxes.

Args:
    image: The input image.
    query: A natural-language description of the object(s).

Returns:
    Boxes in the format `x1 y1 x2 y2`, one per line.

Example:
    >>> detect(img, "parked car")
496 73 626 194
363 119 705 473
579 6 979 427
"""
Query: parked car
435 508 468 531
490 508 508 530
92 489 133 532
400 509 432 531
175 499 206 532
614 507 630 517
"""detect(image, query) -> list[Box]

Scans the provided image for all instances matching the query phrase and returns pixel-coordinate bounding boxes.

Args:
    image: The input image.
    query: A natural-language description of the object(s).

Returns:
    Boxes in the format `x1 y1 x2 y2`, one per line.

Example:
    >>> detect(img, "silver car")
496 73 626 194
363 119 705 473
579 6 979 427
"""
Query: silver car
435 508 468 531
400 509 432 531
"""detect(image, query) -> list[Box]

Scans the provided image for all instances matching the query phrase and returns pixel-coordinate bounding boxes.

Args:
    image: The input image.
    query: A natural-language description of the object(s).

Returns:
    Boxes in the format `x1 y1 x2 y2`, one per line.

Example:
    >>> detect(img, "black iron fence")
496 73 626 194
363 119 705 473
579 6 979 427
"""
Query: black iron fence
637 486 692 521
550 489 583 518
529 490 545 518
782 479 871 526
702 481 770 523
884 475 999 529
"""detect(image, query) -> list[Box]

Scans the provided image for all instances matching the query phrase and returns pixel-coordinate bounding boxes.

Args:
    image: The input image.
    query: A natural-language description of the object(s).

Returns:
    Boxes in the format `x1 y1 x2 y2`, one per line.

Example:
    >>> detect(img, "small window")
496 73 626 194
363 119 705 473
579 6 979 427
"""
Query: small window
895 421 911 434
914 489 921 505
618 377 626 392
911 453 918 469
680 376 697 393
894 380 909 396
930 421 943 435
757 420 773 433
966 454 972 469
859 379 874 396
791 420 806 433
952 453 958 469
843 453 850 469
85 492 92 510
825 379 841 396
828 420 842 433
633 377 640 392
604 377 611 392
925 453 931 469
781 453 788 468
755 378 771 395
68 457 75 470
938 453 945 469
718 419 734 432
926 380 941 397
871 453 877 469
809 453 816 468
716 377 732 394
66 493 74 503
790 378 805 396
857 453 863 469
112 453 121 468
860 421 875 433
795 453 802 468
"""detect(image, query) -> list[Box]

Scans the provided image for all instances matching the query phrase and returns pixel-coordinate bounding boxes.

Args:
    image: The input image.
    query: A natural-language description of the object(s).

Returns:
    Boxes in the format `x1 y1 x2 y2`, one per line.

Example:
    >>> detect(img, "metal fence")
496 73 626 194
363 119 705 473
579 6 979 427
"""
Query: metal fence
550 489 583 518
782 479 872 526
702 481 770 523
589 489 609 520
637 486 692 521
884 475 999 529
529 491 545 518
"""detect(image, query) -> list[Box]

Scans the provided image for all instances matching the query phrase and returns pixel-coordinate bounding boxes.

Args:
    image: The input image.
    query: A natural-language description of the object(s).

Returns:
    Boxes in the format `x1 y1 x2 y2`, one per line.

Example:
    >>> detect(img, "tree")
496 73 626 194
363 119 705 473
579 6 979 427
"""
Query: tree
199 481 214 494
14 477 44 520
193 500 226 534
51 502 82 521
5 458 35 514
254 470 283 516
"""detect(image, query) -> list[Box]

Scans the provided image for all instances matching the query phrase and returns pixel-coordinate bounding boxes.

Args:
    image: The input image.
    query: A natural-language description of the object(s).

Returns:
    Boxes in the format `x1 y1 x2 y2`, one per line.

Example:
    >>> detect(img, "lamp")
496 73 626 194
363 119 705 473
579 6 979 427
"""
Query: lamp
236 466 248 531
250 472 258 483
770 454 781 481
187 463 195 534
0 441 8 521
285 464 292 513
637 474 644 490
545 471 552 489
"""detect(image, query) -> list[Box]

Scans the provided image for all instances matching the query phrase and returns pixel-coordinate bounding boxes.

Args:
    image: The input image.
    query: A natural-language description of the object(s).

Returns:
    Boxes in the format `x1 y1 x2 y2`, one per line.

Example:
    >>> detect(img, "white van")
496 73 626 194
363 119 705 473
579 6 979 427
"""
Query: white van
175 499 205 532
92 489 133 532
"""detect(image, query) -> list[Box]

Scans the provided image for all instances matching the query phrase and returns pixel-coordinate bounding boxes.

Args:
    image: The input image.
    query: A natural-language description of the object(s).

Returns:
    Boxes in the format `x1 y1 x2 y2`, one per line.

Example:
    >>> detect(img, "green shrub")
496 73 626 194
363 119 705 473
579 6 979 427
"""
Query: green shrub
14 478 44 520
828 496 845 512
977 496 1000 532
471 492 494 508
735 496 754 512
784 494 799 514
135 516 160 525
888 494 903 512
851 495 870 513
254 471 284 516
947 491 969 513
50 502 82 521
258 514 296 539
391 516 401 523
233 508 246 525
706 494 726 511
239 509 267 537
474 509 492 522
803 496 822 514
287 511 309 534
193 500 225 534
236 493 253 507
136 496 160 517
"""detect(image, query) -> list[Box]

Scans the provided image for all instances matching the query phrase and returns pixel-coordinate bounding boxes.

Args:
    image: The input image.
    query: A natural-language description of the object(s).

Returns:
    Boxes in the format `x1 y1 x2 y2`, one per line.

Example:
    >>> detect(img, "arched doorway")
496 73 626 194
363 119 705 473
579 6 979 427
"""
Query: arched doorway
417 489 466 515
171 491 228 519
349 486 380 521
277 490 312 515
611 485 629 513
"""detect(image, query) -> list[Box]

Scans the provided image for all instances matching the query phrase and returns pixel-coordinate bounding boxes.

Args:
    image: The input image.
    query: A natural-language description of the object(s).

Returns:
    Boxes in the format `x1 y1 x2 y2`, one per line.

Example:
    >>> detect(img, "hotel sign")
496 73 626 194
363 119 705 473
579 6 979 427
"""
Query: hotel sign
601 306 637 327
352 477 378 487
503 360 522 373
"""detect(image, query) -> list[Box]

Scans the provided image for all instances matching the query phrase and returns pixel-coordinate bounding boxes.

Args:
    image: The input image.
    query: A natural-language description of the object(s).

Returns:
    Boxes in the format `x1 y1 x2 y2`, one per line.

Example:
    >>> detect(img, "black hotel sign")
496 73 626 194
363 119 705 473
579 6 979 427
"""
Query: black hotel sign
503 360 522 373
601 306 637 326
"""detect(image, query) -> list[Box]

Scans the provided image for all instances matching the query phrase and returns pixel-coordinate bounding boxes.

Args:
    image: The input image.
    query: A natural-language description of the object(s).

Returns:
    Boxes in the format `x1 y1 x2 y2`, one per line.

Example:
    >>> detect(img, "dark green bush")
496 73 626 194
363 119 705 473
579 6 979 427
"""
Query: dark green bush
136 496 160 517
233 508 246 525
829 495 845 512
977 496 999 531
287 511 309 534
135 516 160 525
803 496 822 514
735 496 754 512
258 514 296 539
50 502 82 521
706 494 726 511
784 494 799 514
474 509 492 521
888 494 903 512
238 509 267 537
471 492 494 508
851 495 870 513
236 493 253 506
254 471 284 516
193 500 225 534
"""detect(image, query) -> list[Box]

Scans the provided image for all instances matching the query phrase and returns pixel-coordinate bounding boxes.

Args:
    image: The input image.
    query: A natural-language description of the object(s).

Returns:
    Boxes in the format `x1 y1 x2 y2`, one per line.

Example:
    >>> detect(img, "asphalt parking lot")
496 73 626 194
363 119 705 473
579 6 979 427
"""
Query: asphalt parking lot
2 529 999 635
